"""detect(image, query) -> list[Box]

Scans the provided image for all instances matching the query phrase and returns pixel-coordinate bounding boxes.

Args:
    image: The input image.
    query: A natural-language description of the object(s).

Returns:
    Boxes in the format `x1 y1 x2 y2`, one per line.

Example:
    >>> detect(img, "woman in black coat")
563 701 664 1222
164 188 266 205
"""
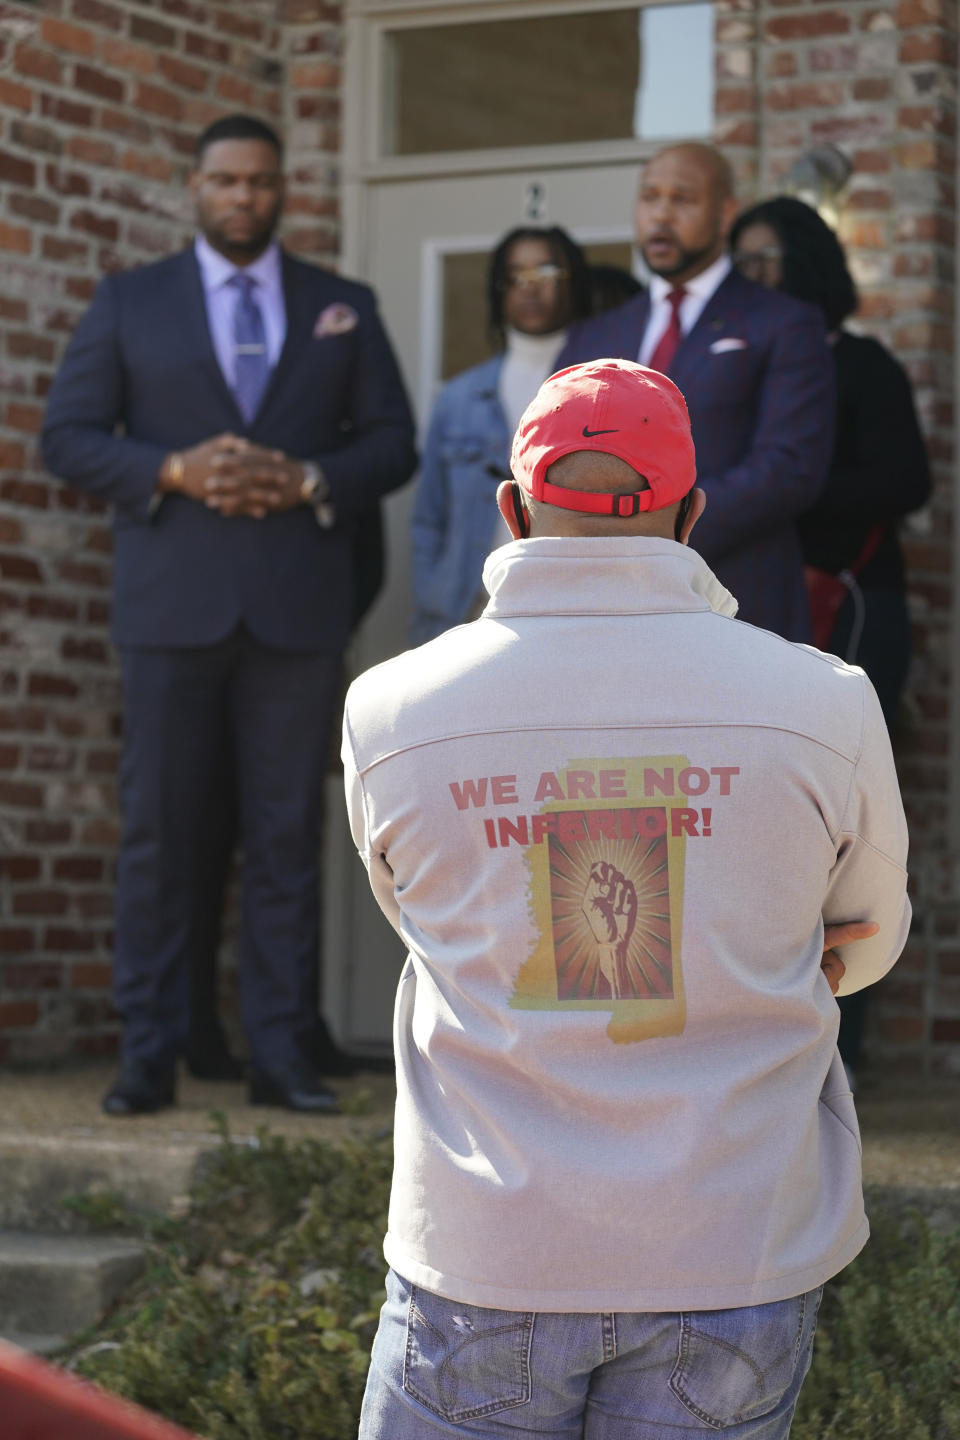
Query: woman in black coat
729 195 931 1077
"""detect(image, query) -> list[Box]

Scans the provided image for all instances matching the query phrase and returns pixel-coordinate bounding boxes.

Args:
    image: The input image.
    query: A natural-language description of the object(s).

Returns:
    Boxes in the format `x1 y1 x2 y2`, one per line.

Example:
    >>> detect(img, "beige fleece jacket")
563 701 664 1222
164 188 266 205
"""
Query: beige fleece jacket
343 537 910 1312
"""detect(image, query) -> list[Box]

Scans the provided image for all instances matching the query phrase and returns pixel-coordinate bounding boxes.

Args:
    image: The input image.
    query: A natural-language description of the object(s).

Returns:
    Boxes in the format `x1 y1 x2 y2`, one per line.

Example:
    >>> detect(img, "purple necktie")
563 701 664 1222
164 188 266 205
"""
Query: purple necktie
229 272 269 423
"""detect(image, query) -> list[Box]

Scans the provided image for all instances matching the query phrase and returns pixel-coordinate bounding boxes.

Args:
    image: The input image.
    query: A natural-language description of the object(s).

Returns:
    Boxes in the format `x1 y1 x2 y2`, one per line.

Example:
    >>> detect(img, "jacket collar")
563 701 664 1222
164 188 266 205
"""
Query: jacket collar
481 537 738 620
470 352 505 397
257 250 316 416
668 269 751 390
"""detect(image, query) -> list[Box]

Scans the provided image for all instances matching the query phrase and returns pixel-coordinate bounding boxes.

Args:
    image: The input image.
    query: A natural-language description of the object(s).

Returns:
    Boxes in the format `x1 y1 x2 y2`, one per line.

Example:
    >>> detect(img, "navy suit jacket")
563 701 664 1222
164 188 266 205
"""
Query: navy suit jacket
557 270 834 641
42 248 417 653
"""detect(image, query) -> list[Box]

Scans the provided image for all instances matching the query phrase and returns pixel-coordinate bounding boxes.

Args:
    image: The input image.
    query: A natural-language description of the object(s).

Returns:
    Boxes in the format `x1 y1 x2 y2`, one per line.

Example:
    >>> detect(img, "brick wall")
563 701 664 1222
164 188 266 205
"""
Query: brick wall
282 0 342 261
0 0 342 1063
717 0 958 1076
0 0 957 1075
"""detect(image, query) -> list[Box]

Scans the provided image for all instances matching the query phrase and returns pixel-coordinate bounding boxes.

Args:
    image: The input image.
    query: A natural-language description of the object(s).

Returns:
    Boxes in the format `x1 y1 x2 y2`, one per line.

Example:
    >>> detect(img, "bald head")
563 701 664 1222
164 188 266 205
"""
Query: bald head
649 143 735 202
636 143 739 284
497 452 704 543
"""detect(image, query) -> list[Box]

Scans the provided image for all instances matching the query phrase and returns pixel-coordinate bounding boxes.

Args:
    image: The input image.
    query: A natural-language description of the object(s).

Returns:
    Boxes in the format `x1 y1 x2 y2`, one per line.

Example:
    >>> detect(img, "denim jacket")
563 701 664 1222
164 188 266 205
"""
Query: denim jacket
410 355 511 645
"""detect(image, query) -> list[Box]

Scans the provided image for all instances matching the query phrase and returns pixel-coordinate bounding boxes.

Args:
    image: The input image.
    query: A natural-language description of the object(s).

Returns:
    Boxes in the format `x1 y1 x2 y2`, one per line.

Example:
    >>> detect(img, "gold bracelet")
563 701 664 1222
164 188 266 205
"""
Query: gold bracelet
165 452 185 490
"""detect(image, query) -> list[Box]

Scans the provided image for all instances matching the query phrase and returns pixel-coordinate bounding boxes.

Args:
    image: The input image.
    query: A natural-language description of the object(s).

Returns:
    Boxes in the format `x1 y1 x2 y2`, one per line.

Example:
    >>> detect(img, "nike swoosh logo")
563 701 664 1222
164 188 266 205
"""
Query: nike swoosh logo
582 426 619 437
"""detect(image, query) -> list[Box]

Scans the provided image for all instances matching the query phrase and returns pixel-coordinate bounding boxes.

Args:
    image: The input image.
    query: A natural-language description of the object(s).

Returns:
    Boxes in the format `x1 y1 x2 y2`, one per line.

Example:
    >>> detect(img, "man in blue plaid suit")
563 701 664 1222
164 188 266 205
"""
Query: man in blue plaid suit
558 143 833 641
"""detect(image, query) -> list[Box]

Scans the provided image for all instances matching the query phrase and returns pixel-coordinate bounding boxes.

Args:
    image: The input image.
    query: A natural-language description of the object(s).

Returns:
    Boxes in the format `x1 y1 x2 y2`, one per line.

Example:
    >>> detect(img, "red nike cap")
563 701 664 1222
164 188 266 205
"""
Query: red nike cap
510 358 697 516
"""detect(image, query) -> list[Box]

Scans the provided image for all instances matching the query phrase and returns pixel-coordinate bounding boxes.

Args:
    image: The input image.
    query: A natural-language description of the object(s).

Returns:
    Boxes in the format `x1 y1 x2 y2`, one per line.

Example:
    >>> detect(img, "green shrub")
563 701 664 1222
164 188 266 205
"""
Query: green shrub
68 1120 959 1440
69 1116 393 1439
793 1211 960 1440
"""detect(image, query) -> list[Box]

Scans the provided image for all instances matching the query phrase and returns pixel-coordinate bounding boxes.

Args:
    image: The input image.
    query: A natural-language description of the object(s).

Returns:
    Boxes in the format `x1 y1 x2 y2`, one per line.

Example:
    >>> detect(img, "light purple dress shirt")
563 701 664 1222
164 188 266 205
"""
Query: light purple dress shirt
194 234 287 395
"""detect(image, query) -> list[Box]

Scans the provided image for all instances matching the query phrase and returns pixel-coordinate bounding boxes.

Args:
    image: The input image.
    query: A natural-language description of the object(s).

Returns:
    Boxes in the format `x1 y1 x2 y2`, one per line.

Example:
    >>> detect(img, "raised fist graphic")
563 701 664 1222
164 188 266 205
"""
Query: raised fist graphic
581 860 638 998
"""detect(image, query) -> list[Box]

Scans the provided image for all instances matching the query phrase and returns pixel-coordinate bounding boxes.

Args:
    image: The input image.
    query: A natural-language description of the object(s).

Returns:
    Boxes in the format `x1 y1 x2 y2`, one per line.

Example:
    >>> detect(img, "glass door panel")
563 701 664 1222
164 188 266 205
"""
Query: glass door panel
441 241 636 380
381 3 714 157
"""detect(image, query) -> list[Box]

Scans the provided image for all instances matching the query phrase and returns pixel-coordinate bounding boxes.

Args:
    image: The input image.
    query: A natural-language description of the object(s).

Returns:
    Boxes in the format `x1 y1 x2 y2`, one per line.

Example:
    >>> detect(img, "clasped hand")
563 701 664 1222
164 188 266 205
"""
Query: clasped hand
821 920 879 995
175 434 304 519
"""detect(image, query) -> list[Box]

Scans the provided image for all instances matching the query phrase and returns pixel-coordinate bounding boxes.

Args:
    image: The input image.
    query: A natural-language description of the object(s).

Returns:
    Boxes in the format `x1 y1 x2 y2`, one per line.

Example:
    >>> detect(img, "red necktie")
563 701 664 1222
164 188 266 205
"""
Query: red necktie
647 287 687 374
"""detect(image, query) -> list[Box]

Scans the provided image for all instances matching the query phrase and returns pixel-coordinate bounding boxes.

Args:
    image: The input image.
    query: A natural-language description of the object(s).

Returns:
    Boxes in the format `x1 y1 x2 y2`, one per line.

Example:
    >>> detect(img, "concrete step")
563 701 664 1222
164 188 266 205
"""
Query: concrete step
0 1232 145 1338
1 1332 69 1357
0 1133 215 1232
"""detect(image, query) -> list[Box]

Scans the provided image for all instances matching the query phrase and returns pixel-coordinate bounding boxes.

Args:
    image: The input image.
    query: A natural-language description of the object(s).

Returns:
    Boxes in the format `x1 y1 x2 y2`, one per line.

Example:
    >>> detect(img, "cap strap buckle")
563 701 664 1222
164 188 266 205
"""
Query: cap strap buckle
537 476 655 516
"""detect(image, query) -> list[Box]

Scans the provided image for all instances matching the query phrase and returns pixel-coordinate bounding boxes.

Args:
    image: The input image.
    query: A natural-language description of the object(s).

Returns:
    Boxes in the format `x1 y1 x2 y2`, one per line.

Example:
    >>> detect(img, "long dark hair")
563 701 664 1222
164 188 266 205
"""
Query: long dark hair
730 196 857 331
487 226 592 342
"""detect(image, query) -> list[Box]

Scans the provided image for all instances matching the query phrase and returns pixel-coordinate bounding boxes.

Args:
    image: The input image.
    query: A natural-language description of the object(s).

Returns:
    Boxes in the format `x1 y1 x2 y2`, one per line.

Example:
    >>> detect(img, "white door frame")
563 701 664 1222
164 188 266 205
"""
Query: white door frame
326 0 706 1048
341 0 699 270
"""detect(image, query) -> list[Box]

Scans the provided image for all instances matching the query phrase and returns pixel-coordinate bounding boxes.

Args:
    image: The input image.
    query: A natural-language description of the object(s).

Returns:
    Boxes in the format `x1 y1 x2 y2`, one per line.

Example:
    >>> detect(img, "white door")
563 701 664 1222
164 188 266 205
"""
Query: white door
323 162 641 1051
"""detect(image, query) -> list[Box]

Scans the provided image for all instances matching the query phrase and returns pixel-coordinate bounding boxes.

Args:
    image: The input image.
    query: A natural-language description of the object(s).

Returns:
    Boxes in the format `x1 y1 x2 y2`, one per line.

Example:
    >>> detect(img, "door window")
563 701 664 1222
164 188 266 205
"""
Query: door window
382 4 714 157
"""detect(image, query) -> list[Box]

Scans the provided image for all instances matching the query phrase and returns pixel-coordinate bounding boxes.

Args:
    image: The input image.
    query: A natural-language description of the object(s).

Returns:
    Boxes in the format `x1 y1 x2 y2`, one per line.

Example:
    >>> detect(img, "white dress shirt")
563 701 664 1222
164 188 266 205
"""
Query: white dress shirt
638 253 732 365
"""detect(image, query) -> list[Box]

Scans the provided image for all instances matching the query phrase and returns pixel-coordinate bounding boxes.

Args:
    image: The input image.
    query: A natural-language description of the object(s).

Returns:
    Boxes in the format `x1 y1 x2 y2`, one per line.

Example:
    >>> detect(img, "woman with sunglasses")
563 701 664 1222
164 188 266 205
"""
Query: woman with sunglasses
731 195 930 1085
410 226 593 644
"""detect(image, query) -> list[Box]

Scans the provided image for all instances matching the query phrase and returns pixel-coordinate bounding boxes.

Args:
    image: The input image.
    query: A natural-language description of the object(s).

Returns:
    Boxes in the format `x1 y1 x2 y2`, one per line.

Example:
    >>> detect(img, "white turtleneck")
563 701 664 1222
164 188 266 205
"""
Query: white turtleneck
490 327 568 547
498 326 569 434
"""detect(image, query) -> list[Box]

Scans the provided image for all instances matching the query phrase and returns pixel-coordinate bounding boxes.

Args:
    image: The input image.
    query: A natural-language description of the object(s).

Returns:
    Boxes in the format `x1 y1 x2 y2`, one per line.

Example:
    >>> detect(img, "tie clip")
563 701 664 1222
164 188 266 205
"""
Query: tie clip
234 344 266 355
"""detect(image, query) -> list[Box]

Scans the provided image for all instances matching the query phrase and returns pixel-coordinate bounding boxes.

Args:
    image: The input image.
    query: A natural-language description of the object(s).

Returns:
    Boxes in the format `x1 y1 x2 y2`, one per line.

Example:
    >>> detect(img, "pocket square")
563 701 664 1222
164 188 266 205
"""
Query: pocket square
710 337 748 354
314 303 358 338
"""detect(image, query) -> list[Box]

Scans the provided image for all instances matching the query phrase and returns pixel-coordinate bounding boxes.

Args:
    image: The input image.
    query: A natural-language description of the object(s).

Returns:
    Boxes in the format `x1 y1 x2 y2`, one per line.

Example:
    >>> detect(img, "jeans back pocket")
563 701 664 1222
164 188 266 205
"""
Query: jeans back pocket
403 1284 534 1422
670 1287 820 1429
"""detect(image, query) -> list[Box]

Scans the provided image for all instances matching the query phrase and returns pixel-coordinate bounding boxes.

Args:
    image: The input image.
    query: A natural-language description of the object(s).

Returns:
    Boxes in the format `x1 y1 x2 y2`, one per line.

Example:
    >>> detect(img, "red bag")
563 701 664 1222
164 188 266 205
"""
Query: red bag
804 566 853 650
0 1336 200 1440
804 524 885 652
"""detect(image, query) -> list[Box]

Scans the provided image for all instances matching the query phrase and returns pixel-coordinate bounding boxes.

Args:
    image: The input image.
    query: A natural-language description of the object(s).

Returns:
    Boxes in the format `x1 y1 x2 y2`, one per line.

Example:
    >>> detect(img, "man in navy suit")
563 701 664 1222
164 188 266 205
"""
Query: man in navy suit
42 114 417 1115
558 143 833 641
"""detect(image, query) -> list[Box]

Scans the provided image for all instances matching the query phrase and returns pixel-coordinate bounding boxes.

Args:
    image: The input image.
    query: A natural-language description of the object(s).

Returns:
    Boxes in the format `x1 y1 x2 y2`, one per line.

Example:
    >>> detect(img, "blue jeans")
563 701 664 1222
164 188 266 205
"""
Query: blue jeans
359 1269 822 1439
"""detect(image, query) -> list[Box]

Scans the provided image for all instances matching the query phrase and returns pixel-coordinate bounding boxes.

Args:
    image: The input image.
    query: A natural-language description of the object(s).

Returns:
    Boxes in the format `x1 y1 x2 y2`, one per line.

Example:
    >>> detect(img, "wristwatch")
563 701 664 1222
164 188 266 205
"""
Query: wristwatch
299 461 326 503
299 461 335 528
